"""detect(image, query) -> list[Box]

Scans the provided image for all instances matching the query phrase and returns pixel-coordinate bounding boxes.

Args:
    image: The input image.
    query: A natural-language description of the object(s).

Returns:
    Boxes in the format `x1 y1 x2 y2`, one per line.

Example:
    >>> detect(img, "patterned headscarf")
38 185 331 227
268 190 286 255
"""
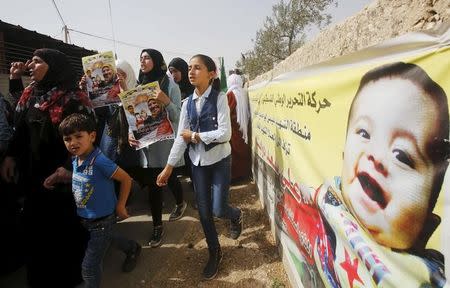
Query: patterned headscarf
16 49 91 124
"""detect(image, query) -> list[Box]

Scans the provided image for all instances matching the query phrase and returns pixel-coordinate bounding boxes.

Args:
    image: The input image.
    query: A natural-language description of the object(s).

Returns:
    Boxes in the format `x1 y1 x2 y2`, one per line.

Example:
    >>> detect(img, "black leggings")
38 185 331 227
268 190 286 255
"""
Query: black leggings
126 167 182 226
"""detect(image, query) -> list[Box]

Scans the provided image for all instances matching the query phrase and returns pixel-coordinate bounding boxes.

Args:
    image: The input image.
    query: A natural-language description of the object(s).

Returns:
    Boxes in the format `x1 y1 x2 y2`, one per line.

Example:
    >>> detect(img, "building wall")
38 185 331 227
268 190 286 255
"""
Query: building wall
0 75 31 99
0 74 8 96
250 0 450 85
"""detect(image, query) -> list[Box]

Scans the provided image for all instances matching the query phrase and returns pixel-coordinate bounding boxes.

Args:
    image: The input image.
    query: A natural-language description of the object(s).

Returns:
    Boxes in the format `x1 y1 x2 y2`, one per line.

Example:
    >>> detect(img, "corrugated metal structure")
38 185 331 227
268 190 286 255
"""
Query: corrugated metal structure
0 19 96 96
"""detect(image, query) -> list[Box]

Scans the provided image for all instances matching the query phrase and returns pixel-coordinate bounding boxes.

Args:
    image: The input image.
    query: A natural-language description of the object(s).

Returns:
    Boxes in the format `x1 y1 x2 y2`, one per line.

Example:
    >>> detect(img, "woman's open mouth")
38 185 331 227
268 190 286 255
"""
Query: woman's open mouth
357 172 387 209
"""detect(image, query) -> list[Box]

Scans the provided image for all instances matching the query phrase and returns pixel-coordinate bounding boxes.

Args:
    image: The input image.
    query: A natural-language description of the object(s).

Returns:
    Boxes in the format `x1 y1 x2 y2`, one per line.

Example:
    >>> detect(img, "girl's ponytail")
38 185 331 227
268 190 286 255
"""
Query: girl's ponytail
211 78 220 92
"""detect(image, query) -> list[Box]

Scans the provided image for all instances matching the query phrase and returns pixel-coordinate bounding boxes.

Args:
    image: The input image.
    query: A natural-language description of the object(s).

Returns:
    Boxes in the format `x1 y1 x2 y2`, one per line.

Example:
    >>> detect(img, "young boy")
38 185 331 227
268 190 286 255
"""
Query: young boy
294 62 449 288
45 113 141 288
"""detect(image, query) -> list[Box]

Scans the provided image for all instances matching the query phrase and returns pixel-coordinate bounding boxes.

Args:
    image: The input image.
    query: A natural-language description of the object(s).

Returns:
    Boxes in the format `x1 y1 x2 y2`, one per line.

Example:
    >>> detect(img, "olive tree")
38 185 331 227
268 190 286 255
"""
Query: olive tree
238 0 337 79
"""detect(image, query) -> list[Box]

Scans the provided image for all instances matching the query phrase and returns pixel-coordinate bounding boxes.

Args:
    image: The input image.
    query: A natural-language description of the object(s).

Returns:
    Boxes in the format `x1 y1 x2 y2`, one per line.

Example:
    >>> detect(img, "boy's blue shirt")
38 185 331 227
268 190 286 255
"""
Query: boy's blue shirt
72 147 118 219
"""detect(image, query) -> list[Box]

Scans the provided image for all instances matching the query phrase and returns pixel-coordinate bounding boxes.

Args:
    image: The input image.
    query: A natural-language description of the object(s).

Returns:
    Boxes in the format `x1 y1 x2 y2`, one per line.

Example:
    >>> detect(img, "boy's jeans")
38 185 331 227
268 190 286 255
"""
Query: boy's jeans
80 213 133 288
191 155 240 249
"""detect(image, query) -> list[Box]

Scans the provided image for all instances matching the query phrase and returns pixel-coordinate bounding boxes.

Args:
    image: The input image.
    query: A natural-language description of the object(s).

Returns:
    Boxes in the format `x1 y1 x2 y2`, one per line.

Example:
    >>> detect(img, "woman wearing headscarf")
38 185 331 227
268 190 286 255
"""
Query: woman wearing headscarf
0 48 92 287
168 57 194 101
98 59 137 163
226 73 251 182
168 57 195 191
127 49 185 247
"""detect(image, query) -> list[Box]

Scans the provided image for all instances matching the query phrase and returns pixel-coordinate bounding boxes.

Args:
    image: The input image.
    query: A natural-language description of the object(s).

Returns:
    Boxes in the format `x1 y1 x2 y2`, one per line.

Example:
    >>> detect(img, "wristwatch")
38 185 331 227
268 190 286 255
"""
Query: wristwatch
191 132 198 144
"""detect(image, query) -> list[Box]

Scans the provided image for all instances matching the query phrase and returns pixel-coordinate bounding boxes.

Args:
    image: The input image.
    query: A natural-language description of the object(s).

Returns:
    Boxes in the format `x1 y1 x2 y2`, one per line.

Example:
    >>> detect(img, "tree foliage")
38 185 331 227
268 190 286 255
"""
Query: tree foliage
237 0 337 79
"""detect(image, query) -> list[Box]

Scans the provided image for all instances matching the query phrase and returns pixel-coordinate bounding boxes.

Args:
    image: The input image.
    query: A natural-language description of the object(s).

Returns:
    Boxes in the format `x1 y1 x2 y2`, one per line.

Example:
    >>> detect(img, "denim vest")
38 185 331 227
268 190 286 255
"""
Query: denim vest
187 89 222 151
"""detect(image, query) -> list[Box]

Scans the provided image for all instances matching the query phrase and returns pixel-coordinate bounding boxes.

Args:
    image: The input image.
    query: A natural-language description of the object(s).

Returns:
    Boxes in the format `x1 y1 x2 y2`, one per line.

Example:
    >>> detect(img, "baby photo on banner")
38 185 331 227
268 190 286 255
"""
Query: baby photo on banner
249 26 450 288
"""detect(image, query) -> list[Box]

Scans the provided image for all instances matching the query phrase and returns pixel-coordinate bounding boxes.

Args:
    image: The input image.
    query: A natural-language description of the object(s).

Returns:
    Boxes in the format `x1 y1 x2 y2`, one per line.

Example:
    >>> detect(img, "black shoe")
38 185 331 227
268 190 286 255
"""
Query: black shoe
169 201 187 221
122 242 141 272
202 246 223 280
230 210 243 240
149 225 164 248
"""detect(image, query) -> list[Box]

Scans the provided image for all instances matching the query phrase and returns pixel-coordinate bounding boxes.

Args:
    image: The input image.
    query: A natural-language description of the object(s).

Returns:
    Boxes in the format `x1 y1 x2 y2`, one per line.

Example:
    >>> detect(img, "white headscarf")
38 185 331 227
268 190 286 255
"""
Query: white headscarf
115 59 137 91
227 74 250 144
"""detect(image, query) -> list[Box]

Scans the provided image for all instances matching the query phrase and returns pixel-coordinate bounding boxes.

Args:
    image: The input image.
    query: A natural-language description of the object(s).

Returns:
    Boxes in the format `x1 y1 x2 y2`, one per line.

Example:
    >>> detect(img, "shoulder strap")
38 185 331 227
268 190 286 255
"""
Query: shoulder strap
186 93 194 122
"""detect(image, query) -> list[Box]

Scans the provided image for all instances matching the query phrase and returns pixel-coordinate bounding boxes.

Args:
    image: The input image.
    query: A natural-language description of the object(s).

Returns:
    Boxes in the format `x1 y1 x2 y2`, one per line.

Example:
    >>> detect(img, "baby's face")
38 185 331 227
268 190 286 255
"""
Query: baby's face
342 78 440 249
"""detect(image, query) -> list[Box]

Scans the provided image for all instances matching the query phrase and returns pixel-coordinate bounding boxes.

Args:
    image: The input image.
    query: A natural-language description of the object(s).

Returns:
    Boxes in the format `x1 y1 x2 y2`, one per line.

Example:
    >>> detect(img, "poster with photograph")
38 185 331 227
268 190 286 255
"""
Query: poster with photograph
82 51 121 108
250 27 450 288
119 81 174 150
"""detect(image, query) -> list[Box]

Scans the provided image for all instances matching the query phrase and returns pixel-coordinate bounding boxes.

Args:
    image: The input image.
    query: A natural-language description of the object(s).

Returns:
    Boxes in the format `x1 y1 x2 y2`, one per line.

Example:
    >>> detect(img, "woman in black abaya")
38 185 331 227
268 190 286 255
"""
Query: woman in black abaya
1 48 92 287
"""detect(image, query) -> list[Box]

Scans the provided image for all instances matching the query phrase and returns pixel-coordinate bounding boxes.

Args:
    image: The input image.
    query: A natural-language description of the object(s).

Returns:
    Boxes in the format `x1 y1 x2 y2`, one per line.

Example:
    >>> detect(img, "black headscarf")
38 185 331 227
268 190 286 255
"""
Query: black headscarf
168 57 194 98
138 49 167 85
33 49 78 95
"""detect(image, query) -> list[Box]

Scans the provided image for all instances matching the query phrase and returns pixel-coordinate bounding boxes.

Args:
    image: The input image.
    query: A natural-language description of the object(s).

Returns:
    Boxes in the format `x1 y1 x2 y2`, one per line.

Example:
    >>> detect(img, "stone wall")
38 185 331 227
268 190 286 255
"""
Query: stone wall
251 0 450 85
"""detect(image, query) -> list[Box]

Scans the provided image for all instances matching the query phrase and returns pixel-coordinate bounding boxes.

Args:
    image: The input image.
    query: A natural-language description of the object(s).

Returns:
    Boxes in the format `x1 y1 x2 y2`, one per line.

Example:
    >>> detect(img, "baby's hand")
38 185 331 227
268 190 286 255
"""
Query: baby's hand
299 183 315 205
116 204 130 220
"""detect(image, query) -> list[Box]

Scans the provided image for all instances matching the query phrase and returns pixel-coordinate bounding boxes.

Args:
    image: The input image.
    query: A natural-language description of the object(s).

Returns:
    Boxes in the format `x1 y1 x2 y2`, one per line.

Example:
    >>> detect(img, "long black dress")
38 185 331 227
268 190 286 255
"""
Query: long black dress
7 49 92 287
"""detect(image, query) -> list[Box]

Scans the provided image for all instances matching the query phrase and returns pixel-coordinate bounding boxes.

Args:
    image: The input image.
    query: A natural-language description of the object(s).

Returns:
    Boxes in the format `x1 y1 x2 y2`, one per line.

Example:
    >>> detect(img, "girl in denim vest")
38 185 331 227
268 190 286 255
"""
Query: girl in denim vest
157 54 243 280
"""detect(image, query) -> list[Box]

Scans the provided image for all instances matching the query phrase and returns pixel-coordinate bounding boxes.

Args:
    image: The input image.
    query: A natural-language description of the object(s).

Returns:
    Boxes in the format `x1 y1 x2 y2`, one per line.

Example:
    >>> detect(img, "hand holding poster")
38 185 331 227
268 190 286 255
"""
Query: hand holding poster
81 51 121 108
119 82 174 150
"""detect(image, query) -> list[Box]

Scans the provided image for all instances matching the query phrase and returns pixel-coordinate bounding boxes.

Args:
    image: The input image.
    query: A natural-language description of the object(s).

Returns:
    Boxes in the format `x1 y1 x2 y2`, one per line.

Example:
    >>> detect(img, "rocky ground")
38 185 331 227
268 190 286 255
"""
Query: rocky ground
101 178 290 288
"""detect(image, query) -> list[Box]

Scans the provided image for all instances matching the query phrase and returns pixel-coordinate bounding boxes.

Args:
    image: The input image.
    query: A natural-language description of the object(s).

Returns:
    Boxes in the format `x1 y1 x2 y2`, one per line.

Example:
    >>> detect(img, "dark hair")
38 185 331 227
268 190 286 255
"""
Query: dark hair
168 57 194 97
190 54 221 91
59 113 96 136
138 49 167 85
348 62 449 214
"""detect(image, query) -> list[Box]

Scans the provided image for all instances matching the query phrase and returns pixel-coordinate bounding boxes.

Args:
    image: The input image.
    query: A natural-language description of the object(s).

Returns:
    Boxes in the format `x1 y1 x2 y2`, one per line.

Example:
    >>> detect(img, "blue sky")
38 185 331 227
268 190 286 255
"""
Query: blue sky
0 0 372 74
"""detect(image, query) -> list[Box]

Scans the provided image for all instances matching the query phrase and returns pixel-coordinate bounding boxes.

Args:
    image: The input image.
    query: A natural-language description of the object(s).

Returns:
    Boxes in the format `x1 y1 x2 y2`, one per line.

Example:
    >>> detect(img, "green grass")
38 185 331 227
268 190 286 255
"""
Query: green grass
271 278 286 288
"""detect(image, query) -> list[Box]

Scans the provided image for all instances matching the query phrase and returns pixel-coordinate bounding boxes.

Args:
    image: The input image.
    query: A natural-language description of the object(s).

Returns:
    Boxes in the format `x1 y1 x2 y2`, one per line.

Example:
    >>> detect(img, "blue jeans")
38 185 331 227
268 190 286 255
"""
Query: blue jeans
191 155 240 249
80 214 133 288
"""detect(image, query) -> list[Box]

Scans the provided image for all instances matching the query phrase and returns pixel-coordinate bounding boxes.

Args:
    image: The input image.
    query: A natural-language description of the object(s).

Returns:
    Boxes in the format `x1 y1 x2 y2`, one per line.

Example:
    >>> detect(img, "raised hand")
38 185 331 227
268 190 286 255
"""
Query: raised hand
10 60 31 79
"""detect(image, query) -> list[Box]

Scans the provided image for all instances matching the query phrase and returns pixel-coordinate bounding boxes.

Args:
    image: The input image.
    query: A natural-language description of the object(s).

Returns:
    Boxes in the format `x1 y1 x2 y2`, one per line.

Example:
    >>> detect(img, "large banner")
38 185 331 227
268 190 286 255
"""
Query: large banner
249 25 450 288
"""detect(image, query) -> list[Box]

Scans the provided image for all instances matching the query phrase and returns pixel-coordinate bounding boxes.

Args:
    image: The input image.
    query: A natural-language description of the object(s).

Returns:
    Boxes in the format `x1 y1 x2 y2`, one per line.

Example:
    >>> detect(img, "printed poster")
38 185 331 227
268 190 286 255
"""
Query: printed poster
249 26 450 288
82 51 120 108
119 82 174 150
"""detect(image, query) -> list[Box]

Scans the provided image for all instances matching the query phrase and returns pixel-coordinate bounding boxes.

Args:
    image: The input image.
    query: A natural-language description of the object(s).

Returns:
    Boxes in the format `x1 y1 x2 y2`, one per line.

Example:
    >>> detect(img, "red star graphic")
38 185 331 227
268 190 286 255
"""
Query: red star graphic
340 249 363 288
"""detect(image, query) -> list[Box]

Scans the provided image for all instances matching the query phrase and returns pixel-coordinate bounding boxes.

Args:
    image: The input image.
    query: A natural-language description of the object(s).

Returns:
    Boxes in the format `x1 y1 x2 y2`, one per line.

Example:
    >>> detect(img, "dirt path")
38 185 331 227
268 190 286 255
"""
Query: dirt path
102 179 290 288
